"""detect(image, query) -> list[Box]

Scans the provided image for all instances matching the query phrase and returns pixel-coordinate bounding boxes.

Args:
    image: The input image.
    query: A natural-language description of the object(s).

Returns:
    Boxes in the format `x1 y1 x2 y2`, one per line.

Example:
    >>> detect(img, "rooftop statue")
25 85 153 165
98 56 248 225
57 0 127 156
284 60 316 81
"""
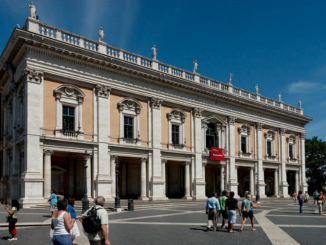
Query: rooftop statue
29 2 36 19
255 84 259 94
278 92 281 101
228 73 234 85
299 100 302 108
193 60 198 73
99 27 104 42
151 45 157 60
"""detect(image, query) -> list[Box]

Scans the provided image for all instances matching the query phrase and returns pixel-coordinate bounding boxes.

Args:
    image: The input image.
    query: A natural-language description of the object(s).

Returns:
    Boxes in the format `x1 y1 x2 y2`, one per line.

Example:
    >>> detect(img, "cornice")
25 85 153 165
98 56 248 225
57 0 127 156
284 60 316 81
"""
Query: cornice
0 29 312 125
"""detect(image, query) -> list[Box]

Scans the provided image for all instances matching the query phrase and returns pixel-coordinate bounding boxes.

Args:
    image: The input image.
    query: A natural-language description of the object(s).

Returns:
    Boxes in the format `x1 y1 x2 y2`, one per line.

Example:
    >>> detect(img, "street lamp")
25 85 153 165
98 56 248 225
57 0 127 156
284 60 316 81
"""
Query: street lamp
255 172 260 204
82 151 91 214
114 160 121 212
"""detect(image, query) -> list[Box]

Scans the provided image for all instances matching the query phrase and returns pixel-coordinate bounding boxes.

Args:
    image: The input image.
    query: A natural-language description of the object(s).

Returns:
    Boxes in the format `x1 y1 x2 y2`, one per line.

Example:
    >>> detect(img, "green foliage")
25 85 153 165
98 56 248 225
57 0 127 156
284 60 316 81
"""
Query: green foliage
306 136 326 193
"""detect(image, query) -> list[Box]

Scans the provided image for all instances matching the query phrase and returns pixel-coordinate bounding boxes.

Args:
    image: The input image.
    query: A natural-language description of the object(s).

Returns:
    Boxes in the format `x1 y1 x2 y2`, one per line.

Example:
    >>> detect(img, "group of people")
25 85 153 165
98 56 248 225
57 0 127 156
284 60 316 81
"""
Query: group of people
205 190 260 233
292 190 326 214
48 188 110 245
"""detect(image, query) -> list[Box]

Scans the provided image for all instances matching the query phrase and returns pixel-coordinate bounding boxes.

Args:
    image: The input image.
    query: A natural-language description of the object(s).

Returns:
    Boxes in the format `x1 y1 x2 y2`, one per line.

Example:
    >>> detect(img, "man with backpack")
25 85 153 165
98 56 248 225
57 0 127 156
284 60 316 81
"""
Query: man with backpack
80 196 110 245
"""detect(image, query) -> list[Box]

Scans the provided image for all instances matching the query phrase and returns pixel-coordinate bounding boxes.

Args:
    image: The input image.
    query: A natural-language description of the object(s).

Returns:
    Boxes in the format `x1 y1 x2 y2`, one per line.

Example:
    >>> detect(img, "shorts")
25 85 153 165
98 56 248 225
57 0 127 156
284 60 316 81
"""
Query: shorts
52 235 72 245
50 204 57 212
221 210 228 219
242 211 254 218
292 197 297 200
227 210 237 224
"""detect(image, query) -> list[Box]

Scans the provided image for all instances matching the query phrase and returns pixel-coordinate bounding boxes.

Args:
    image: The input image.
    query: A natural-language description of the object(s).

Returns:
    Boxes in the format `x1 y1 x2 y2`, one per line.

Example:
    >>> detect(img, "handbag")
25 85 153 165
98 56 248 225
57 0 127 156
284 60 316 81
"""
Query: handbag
242 200 250 213
6 216 17 223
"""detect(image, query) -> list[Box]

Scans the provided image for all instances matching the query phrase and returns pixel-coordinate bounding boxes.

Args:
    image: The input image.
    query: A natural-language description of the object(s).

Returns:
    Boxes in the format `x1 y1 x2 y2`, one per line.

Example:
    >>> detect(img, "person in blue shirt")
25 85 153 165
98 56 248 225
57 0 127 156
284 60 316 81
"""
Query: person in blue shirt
205 192 221 231
240 194 260 232
48 189 57 216
67 197 80 244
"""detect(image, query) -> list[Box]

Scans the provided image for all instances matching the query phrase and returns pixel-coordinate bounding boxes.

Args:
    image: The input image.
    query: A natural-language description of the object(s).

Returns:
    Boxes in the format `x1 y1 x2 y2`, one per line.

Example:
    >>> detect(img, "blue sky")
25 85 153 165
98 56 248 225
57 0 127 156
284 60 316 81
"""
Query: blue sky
1 0 325 140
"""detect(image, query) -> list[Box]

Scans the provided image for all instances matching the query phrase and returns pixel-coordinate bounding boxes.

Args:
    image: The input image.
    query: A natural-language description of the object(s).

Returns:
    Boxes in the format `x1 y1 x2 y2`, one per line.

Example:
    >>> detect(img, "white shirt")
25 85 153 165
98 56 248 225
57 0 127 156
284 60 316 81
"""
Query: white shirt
82 205 109 241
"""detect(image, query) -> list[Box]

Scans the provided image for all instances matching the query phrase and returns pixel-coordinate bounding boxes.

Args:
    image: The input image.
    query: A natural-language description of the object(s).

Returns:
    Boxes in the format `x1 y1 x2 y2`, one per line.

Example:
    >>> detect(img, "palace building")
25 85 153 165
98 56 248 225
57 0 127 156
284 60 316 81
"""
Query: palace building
0 4 312 207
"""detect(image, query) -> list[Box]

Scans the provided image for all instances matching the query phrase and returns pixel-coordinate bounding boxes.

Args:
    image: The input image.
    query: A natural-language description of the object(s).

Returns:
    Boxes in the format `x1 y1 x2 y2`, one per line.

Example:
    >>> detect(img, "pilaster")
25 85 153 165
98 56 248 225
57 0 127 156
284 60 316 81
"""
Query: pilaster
279 128 289 197
227 116 239 197
256 123 266 197
300 133 308 192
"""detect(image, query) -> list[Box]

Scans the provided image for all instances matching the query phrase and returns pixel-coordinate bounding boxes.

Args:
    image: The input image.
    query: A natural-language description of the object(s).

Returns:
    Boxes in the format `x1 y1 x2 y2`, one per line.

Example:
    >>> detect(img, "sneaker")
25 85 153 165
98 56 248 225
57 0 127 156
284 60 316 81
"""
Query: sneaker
8 238 17 241
221 225 225 229
213 228 217 231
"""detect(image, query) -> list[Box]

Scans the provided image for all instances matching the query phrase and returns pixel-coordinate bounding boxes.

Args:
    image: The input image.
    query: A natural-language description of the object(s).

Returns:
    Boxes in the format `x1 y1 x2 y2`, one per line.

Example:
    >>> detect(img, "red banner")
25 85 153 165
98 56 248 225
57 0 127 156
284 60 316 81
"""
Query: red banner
210 147 225 161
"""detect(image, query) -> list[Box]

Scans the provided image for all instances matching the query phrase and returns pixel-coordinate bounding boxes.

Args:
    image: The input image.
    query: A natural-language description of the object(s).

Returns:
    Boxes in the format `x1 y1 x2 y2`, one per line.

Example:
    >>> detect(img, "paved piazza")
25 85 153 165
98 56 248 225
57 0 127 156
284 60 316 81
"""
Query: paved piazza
0 199 325 245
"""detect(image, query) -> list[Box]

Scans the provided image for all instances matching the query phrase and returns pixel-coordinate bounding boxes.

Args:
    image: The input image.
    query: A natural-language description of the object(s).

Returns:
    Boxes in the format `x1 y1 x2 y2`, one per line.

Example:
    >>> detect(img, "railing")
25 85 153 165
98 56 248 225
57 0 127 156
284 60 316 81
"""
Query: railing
266 155 277 161
122 138 139 144
56 129 80 137
35 21 304 115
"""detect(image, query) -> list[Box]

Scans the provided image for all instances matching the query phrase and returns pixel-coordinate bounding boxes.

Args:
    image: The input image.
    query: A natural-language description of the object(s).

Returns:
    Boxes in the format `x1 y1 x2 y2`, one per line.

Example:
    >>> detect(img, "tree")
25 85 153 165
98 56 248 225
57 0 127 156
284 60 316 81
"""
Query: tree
305 136 326 193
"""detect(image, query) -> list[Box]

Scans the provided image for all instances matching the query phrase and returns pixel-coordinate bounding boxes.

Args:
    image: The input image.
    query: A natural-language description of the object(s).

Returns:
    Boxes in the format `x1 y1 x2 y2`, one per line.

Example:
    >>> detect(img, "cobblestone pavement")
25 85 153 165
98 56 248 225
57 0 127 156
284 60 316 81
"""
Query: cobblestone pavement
0 199 325 244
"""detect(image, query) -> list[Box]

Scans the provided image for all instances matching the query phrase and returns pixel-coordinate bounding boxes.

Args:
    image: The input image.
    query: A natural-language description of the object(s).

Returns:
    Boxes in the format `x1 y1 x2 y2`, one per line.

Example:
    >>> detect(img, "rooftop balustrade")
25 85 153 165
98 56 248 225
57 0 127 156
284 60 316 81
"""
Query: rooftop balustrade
34 21 303 115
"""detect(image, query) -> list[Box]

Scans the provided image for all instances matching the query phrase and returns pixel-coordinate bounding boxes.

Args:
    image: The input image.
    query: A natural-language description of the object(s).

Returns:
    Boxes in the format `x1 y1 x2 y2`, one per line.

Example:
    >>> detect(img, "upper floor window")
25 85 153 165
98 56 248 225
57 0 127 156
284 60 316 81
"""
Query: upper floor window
287 134 297 162
118 98 142 145
264 130 276 160
289 144 294 159
238 124 252 157
241 136 247 153
63 106 75 131
206 124 218 149
172 125 180 144
124 117 134 139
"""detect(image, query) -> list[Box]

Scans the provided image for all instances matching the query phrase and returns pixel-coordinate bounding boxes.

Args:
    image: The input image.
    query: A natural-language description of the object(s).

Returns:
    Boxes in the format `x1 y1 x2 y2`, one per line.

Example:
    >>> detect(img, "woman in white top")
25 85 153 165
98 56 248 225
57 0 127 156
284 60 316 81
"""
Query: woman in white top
51 199 75 245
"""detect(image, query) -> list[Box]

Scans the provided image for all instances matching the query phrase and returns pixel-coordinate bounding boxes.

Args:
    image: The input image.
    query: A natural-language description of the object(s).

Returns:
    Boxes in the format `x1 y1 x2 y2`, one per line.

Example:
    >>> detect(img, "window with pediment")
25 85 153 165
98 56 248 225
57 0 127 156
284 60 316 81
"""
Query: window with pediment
118 98 142 145
287 134 297 162
167 109 187 150
238 124 251 157
54 84 85 139
264 130 276 160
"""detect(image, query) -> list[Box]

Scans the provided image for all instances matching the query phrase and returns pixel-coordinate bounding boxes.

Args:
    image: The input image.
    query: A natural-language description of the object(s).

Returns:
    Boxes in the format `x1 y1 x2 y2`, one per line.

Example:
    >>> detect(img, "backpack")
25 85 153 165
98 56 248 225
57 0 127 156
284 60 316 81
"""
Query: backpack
242 200 250 213
82 207 103 234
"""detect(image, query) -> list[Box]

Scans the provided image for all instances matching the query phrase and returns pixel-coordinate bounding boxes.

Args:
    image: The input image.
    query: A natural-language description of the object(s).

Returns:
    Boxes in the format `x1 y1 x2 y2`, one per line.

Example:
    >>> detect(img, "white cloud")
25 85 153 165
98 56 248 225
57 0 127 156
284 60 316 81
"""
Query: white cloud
287 81 321 94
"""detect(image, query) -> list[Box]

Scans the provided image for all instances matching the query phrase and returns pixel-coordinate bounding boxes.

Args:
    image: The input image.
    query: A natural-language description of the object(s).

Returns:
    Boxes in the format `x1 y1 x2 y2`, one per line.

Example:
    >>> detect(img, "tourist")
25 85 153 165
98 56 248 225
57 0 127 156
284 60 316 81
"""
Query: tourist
219 190 228 229
49 189 58 215
4 200 20 241
225 191 242 233
51 199 75 245
298 191 305 214
317 191 325 215
205 192 221 231
57 191 65 202
80 196 110 245
313 190 319 205
304 192 309 205
239 194 260 232
292 191 297 204
67 198 80 244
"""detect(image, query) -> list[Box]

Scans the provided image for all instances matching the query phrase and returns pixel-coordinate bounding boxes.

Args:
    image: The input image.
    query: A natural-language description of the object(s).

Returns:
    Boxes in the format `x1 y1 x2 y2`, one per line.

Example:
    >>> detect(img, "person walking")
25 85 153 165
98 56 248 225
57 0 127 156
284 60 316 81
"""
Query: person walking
225 191 242 233
67 198 79 245
80 196 111 245
205 192 221 231
292 191 297 204
49 189 58 215
304 192 309 205
51 199 75 245
239 194 260 232
298 191 305 214
317 191 325 215
219 190 228 229
313 190 319 205
5 200 20 241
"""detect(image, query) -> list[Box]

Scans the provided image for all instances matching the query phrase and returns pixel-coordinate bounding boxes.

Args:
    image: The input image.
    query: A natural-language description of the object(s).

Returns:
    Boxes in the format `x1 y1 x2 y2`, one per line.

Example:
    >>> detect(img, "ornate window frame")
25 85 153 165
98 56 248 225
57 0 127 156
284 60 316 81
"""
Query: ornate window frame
54 84 85 139
238 124 251 158
167 109 187 150
287 134 297 162
264 130 276 160
118 98 142 145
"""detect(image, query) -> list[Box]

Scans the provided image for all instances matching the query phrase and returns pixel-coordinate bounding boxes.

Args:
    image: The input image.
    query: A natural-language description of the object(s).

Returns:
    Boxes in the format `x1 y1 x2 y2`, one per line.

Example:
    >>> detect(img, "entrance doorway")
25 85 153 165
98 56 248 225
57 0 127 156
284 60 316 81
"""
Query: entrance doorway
166 162 184 198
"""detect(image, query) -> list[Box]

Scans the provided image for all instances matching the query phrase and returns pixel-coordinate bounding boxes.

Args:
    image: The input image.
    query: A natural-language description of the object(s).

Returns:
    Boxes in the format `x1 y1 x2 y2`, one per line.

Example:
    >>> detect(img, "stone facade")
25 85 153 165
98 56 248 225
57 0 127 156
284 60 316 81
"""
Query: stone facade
0 6 312 207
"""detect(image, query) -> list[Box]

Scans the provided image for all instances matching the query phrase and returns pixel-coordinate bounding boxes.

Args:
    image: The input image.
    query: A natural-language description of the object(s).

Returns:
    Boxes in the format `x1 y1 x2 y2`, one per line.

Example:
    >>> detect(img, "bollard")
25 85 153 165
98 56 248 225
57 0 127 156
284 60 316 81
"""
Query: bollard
128 199 134 211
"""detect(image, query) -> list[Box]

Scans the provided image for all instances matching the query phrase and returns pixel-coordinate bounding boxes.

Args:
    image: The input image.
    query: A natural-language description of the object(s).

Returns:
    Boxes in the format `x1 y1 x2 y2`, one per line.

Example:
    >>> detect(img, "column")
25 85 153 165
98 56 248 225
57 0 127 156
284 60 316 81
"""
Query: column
162 160 167 197
225 160 229 190
139 158 149 200
83 154 92 198
193 108 205 199
280 128 289 197
121 162 127 197
274 169 279 197
110 155 117 198
295 170 299 193
183 161 191 199
68 157 74 197
220 165 225 193
95 84 112 199
227 116 238 197
150 98 165 200
300 133 308 192
43 150 53 198
256 123 266 198
250 167 254 195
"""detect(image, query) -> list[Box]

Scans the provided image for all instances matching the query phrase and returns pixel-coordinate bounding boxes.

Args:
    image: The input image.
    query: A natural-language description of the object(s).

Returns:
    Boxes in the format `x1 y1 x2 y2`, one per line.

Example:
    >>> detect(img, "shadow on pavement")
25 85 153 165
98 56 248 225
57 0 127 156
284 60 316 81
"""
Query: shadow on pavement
1 236 11 240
